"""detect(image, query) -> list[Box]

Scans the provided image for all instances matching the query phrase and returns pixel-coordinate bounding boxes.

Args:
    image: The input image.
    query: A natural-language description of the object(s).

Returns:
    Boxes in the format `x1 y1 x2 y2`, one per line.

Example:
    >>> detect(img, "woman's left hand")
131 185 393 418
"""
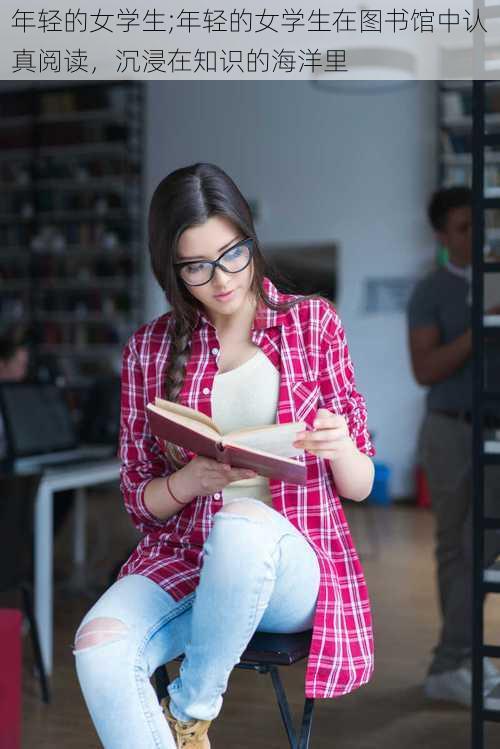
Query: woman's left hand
293 408 356 463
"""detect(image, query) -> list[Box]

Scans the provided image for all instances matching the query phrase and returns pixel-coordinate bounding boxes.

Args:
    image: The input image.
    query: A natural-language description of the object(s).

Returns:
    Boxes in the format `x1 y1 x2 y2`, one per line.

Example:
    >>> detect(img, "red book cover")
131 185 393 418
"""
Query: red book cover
146 400 307 485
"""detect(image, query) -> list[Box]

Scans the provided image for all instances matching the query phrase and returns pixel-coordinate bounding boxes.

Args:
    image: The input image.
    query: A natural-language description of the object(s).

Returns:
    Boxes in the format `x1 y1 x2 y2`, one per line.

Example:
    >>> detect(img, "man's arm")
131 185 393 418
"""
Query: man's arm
408 324 471 386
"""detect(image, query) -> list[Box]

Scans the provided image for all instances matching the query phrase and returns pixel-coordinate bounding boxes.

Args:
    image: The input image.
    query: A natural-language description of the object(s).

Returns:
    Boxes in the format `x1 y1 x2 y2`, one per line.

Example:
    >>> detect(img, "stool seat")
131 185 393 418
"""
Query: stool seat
240 629 312 666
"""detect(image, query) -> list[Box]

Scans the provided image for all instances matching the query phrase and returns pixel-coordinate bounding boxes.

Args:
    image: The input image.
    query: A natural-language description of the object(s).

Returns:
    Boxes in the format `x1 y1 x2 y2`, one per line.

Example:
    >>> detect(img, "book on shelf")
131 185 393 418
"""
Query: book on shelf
146 397 308 485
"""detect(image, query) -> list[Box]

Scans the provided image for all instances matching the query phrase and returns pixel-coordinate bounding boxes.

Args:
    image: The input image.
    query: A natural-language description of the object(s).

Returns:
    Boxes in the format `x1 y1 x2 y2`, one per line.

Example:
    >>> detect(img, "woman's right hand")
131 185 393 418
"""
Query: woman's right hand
173 455 257 501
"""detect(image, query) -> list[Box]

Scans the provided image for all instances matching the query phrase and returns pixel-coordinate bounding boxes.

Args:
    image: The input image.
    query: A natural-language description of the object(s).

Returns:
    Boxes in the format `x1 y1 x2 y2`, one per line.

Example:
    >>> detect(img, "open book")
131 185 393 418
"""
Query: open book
146 397 307 485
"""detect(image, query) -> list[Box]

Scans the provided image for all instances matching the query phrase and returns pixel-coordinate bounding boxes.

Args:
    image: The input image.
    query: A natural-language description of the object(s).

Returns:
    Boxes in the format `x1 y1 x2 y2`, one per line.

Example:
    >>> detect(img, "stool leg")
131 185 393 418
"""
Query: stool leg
298 698 315 749
269 665 297 749
154 665 171 703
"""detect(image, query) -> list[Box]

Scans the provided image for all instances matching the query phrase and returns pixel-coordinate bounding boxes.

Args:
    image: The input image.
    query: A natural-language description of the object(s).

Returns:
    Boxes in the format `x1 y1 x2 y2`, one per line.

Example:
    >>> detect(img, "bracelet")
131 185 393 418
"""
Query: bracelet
166 474 190 506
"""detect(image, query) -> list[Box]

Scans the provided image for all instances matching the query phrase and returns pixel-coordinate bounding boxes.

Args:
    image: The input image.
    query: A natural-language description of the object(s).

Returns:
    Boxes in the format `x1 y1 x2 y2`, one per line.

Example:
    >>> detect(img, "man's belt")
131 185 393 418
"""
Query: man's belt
431 409 472 423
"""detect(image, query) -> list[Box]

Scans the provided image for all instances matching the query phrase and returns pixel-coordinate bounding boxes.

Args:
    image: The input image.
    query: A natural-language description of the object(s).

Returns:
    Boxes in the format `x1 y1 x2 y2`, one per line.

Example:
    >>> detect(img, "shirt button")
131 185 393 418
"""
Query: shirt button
211 347 219 356
202 387 210 395
214 492 221 500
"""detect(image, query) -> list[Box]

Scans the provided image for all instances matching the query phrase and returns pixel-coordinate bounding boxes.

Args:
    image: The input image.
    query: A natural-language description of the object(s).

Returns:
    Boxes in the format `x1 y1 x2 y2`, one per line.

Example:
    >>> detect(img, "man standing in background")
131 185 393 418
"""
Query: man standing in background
407 186 500 709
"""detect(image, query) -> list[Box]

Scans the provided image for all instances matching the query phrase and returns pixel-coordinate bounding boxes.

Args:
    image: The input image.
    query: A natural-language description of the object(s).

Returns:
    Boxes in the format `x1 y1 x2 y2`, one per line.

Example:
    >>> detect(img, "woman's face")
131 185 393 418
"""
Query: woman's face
175 215 255 324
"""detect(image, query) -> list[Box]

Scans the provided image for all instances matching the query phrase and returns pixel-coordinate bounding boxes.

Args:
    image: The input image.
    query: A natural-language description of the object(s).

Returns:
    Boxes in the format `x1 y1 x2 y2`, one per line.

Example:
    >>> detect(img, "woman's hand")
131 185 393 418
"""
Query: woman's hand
293 408 356 463
173 455 257 501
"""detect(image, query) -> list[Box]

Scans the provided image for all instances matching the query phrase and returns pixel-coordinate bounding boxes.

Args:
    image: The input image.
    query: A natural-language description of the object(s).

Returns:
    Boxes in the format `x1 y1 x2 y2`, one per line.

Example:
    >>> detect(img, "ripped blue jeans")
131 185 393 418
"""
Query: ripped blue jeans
73 499 320 749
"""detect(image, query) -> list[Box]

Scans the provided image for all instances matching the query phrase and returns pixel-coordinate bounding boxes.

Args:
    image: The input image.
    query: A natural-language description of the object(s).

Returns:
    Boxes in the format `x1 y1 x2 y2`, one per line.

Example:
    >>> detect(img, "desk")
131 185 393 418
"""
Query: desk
30 459 121 676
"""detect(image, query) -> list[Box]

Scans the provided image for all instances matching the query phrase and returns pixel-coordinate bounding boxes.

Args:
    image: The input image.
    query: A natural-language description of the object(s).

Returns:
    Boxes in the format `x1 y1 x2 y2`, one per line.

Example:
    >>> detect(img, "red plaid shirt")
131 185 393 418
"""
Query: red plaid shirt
118 277 375 698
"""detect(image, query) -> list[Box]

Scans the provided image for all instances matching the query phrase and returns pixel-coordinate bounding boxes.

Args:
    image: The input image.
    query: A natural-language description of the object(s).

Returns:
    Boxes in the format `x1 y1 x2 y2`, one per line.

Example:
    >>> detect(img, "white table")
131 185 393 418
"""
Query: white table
23 458 121 676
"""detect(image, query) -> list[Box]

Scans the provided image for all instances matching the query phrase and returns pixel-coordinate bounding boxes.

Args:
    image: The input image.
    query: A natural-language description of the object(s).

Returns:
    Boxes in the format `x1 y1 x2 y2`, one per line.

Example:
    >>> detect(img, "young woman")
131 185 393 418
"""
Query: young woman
73 163 376 749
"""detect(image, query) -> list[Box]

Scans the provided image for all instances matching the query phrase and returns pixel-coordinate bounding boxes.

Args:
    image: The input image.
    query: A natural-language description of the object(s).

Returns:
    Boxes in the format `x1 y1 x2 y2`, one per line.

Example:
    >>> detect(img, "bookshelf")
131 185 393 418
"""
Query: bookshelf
439 80 500 261
438 81 500 459
470 78 500 748
0 82 144 390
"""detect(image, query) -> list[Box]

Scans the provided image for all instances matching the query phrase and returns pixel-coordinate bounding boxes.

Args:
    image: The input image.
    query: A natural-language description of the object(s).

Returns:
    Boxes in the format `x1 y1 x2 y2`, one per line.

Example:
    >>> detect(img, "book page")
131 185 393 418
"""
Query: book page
223 421 305 458
154 397 222 435
148 402 221 441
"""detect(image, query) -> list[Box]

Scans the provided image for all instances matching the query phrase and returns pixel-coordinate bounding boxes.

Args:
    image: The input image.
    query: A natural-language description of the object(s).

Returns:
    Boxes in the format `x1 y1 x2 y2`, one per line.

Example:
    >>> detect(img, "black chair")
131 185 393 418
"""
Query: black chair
154 629 315 749
79 375 121 446
0 473 50 703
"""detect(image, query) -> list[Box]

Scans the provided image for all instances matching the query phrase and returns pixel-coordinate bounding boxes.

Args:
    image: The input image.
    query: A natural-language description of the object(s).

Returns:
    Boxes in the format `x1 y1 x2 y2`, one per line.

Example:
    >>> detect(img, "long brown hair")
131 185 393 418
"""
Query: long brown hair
148 162 329 467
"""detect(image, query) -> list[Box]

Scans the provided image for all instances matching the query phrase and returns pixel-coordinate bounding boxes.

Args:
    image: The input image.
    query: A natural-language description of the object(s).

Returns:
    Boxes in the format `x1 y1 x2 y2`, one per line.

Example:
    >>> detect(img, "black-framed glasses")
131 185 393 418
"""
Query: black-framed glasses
174 237 254 287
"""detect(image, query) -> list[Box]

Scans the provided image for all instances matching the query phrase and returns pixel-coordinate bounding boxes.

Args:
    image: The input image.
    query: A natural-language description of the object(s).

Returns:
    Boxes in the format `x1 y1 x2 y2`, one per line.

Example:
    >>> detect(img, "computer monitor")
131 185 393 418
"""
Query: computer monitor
0 382 77 460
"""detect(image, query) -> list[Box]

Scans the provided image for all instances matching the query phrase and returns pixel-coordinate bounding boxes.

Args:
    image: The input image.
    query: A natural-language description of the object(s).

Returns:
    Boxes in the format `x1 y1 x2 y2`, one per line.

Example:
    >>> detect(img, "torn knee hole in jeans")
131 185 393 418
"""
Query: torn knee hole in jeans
73 617 129 653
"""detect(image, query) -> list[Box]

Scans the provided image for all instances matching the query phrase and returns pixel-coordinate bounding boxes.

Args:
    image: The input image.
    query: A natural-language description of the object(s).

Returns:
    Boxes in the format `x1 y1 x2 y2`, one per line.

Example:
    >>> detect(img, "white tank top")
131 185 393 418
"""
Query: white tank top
211 348 280 506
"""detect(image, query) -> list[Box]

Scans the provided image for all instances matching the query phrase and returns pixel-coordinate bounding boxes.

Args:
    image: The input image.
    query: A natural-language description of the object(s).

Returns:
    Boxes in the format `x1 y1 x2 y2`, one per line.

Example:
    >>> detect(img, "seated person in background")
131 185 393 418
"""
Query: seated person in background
0 333 29 383
0 329 30 462
0 327 74 537
407 186 500 710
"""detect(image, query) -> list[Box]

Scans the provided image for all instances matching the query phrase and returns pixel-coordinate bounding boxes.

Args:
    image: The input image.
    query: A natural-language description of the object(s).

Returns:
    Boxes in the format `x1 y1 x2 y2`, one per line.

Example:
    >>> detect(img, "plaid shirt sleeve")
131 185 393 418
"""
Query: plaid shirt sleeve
119 334 173 533
319 306 375 457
